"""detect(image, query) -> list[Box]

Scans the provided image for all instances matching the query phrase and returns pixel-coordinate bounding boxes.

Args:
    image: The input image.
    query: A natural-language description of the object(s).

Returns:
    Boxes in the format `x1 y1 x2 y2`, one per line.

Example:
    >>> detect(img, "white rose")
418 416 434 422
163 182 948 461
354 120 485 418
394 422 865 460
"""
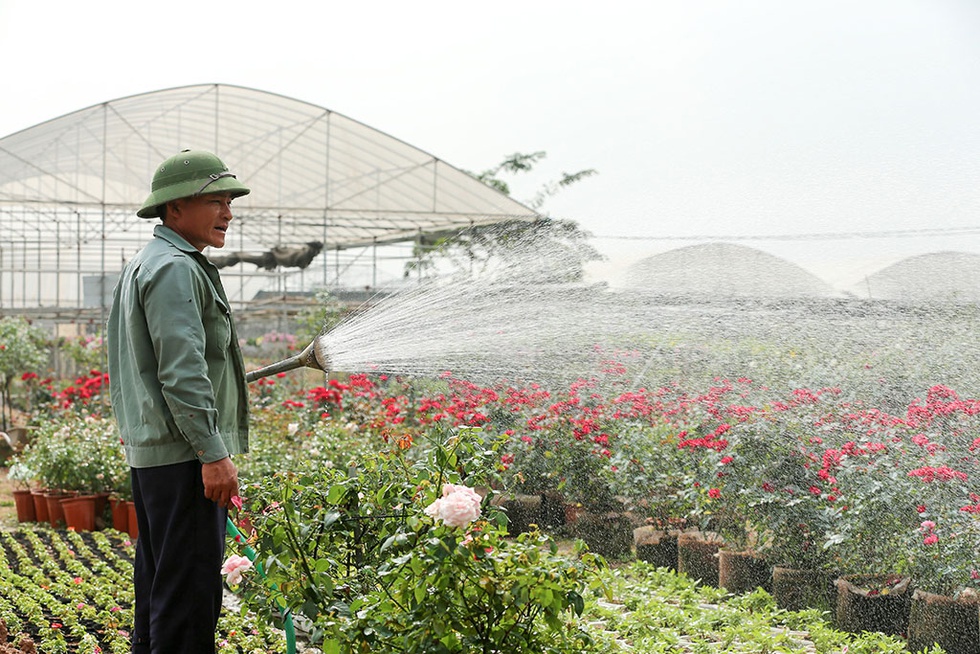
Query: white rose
425 483 482 528
220 554 253 585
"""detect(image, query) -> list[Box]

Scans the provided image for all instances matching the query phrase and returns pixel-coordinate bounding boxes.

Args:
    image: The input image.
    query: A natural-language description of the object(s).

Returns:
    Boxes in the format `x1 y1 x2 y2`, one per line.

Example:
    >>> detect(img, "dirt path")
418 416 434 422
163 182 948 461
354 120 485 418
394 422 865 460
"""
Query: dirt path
0 468 20 529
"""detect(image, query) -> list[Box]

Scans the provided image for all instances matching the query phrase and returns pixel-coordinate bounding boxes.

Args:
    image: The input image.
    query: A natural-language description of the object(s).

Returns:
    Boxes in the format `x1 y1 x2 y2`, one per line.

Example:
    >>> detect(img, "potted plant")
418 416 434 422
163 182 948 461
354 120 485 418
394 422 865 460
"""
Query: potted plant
895 387 980 654
499 403 628 555
229 425 605 653
721 416 839 612
6 461 36 522
903 476 980 654
822 433 918 636
16 413 127 529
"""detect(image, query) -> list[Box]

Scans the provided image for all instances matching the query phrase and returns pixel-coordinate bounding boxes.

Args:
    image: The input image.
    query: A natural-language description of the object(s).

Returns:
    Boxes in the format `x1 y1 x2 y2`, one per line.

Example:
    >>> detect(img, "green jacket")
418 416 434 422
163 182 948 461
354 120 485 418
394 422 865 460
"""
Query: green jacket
107 225 249 468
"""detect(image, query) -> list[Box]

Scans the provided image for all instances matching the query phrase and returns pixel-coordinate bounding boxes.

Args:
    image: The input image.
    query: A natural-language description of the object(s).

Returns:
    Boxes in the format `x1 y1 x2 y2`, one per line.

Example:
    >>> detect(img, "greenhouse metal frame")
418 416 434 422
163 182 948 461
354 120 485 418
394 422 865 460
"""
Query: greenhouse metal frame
0 84 538 326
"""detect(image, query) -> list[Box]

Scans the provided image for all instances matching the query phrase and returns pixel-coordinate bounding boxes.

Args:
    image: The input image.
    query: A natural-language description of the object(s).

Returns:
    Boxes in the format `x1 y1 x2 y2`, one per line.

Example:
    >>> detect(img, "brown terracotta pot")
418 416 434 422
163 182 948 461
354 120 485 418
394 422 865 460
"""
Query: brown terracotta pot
677 531 722 587
834 574 911 637
907 589 980 654
126 501 139 539
92 492 111 528
109 496 129 533
44 491 71 528
61 495 97 532
31 489 49 523
12 489 36 522
718 549 771 594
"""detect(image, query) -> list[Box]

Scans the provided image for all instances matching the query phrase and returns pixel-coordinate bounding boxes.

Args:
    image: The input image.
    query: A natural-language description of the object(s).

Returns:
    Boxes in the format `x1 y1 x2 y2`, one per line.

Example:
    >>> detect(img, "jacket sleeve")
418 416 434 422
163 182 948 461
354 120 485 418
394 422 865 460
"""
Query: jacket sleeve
138 255 231 463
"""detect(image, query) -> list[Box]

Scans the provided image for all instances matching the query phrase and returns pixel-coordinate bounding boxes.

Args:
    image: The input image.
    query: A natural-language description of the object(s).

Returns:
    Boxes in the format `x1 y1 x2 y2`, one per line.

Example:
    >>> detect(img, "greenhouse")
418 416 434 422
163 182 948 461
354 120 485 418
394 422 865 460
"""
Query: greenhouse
858 251 980 303
5 87 980 654
0 83 538 326
623 242 839 298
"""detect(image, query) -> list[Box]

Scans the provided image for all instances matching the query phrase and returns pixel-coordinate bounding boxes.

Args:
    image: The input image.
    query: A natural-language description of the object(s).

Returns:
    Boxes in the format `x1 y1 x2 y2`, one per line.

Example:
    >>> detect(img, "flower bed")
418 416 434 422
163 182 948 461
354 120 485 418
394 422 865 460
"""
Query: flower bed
0 524 910 653
236 372 980 598
5 323 980 649
0 526 286 653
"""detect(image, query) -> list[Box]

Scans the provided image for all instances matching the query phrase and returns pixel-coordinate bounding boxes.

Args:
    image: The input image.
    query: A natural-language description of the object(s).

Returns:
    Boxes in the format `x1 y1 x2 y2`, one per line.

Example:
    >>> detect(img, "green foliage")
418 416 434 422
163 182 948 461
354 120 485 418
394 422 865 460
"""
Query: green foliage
349 528 600 654
406 150 602 280
609 422 702 527
11 413 127 494
822 437 921 577
0 522 915 653
292 289 348 348
0 527 283 653
586 562 908 653
0 317 48 382
0 316 49 427
407 218 604 283
239 415 380 483
716 410 839 565
230 426 606 652
468 151 598 211
504 421 618 512
57 332 105 373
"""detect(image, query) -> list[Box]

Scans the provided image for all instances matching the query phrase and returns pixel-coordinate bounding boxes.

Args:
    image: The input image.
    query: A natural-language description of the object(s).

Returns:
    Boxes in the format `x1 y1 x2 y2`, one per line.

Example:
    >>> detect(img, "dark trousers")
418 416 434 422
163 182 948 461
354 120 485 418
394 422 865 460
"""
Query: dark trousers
130 460 227 654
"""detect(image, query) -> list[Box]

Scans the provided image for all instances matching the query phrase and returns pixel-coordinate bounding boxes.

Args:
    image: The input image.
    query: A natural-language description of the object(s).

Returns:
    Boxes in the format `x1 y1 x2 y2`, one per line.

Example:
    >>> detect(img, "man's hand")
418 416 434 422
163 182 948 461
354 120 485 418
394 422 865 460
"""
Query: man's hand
202 457 239 509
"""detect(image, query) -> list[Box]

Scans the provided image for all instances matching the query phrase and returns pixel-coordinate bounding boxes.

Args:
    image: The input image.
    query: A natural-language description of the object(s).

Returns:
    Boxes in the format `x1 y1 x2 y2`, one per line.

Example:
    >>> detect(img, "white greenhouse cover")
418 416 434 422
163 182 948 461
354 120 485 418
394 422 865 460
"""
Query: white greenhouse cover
0 84 539 310
0 84 537 250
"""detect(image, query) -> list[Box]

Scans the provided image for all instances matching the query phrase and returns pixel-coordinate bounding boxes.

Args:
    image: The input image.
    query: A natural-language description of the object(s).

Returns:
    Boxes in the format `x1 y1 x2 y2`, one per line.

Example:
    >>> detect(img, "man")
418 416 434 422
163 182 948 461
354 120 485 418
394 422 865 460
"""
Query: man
107 149 251 653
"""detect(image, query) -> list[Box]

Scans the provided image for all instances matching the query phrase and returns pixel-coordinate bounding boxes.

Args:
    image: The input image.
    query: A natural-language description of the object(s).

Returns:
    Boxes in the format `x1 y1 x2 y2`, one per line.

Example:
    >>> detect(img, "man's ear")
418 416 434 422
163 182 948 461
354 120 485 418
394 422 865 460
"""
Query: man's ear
162 200 179 222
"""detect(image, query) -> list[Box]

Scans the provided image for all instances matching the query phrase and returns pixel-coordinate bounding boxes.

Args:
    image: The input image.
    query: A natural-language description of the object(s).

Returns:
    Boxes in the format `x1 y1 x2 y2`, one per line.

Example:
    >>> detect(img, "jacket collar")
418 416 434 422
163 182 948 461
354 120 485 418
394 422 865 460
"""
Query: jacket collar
153 224 221 270
153 224 200 254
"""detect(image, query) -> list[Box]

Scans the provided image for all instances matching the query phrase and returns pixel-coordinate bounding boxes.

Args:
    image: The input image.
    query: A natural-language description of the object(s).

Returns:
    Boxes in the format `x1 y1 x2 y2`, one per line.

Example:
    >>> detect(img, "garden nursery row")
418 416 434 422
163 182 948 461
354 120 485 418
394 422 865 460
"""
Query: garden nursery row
2 315 980 652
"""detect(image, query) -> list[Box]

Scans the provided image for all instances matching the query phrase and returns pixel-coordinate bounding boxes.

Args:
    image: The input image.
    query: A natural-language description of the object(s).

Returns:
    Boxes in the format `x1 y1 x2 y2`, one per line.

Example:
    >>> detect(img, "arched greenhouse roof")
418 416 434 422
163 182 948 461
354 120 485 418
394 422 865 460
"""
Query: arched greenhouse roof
0 84 539 313
0 83 538 250
623 242 839 298
860 251 980 303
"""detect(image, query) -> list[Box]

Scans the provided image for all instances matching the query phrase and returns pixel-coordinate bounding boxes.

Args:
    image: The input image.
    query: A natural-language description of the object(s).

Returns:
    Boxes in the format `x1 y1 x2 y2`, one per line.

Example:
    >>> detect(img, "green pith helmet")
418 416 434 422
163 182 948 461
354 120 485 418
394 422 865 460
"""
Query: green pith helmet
137 149 251 218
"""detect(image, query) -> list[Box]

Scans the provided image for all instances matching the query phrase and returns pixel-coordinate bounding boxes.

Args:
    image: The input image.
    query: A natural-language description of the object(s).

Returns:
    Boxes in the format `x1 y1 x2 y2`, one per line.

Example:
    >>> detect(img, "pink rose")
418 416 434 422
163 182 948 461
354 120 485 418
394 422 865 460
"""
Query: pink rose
221 554 253 585
424 484 482 528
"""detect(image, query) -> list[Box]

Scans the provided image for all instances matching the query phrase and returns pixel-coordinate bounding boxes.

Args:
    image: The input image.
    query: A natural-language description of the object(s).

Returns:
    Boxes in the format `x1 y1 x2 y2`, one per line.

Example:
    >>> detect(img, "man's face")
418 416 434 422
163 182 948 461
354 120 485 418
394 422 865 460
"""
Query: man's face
165 192 235 252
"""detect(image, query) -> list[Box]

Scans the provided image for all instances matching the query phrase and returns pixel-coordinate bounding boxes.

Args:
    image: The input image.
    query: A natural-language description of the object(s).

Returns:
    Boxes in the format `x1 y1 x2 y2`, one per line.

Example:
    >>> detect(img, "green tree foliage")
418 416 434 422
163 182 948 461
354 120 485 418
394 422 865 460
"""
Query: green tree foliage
470 151 598 211
0 317 48 430
292 289 349 348
406 152 603 281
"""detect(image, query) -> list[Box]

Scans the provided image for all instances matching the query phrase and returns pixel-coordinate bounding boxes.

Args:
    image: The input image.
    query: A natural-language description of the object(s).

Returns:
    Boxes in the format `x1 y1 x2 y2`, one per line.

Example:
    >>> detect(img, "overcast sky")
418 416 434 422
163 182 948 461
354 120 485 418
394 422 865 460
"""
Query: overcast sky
2 0 979 289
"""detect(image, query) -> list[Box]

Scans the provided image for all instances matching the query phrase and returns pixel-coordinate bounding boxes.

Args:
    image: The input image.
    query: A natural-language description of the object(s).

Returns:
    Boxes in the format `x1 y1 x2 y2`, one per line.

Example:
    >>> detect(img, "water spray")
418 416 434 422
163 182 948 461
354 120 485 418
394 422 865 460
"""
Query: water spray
242 240 623 385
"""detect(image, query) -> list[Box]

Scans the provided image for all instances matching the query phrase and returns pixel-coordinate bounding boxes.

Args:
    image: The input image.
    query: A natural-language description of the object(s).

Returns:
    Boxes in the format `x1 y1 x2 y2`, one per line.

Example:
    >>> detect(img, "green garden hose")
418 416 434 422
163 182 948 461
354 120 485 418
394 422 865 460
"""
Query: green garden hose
226 517 297 654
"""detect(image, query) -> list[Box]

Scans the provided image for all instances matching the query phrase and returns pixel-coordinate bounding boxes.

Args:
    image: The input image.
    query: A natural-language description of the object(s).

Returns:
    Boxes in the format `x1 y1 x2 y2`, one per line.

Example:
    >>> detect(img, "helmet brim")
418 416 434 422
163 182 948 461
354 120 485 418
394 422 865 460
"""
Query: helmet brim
137 176 251 219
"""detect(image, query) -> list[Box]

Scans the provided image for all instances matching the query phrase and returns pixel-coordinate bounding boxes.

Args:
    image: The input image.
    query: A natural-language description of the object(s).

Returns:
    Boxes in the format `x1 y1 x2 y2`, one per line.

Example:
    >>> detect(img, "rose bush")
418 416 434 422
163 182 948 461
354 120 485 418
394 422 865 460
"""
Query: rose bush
0 316 49 429
232 370 980 592
228 425 606 653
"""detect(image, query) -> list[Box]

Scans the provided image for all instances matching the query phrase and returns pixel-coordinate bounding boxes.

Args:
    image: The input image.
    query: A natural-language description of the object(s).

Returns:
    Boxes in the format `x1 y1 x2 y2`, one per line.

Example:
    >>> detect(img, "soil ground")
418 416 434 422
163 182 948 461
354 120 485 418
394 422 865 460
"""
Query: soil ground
0 467 18 529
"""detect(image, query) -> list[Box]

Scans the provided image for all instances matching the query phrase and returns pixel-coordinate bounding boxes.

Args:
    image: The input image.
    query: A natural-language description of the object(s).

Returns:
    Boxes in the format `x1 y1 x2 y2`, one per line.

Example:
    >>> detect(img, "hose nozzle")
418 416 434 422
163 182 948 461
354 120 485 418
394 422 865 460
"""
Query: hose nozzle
245 338 331 383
